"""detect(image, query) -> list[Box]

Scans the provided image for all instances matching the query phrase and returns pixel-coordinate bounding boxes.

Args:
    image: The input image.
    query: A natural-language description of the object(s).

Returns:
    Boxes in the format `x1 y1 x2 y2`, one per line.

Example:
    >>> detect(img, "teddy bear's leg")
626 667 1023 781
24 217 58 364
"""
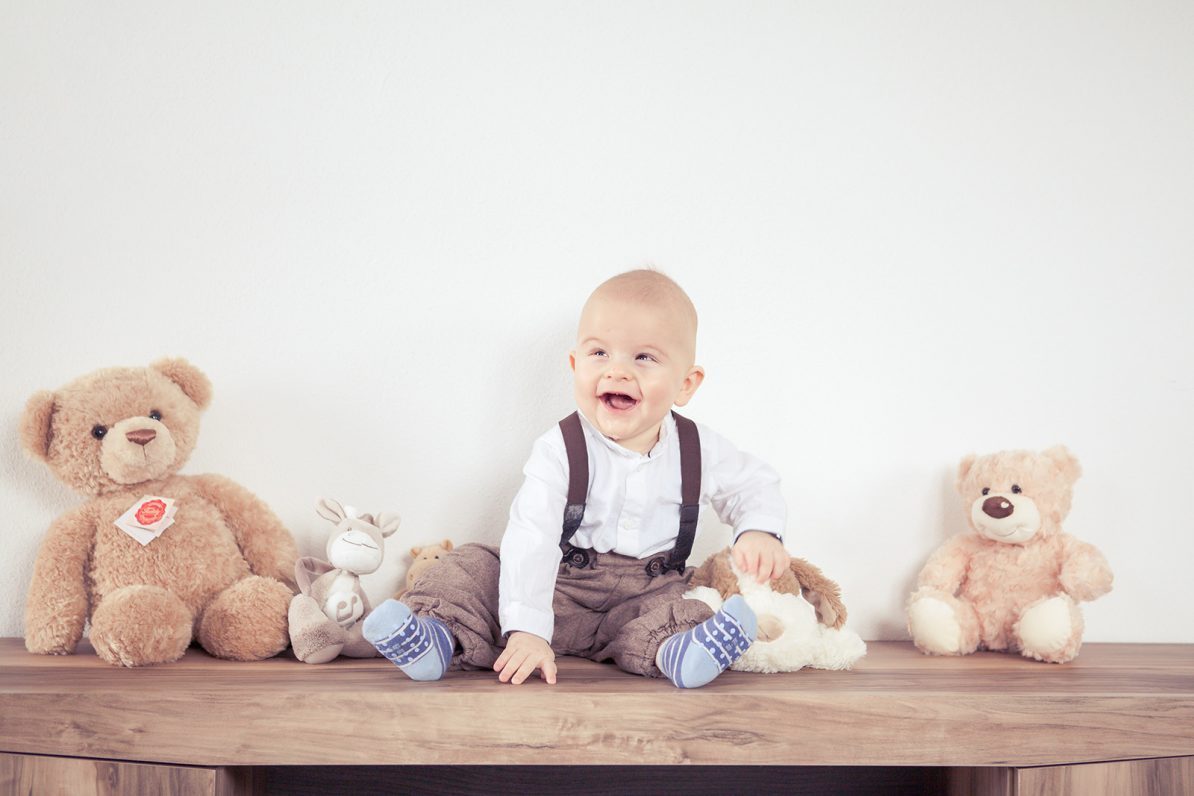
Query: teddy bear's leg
1014 594 1084 663
198 575 292 661
288 593 347 664
89 585 193 667
907 588 981 656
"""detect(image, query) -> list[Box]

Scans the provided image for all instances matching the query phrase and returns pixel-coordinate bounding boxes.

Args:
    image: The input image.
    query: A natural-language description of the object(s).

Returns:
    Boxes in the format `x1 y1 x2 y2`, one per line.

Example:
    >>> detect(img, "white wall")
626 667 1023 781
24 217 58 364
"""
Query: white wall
2 2 1191 644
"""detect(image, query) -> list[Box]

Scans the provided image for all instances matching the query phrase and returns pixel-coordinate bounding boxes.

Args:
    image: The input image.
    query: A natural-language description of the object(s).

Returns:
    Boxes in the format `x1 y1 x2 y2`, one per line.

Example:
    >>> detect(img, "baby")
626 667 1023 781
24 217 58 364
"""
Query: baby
363 270 790 687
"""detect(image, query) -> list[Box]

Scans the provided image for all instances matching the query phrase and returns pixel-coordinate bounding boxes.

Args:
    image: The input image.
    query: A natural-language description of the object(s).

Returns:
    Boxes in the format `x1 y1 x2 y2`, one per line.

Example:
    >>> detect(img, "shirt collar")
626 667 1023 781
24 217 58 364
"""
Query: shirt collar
576 410 676 459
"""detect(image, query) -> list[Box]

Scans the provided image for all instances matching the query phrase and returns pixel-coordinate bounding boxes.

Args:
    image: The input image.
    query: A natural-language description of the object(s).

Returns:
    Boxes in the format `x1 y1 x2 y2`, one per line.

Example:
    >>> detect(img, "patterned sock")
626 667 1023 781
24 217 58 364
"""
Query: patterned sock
655 594 757 689
362 599 455 681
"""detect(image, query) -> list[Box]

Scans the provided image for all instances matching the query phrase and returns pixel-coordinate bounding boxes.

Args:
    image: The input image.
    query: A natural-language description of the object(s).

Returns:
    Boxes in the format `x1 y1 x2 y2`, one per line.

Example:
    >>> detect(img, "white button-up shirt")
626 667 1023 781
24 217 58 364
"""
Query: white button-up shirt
498 412 787 642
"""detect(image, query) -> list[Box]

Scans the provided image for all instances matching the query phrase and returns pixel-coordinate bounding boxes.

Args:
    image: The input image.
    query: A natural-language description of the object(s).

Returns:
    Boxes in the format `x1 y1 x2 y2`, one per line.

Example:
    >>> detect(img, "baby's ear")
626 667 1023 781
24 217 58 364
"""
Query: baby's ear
20 390 56 462
150 357 212 410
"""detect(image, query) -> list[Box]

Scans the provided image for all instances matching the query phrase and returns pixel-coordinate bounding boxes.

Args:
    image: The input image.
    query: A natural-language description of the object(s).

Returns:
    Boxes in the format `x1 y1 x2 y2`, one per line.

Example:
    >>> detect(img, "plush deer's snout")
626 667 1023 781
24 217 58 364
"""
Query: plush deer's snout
982 496 1014 519
126 428 157 447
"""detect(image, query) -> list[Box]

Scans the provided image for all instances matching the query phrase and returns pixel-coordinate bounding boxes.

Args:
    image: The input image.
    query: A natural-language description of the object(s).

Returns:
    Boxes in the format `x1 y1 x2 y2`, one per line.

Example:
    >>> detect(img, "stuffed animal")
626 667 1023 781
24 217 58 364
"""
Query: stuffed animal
907 446 1113 663
393 540 455 599
289 498 401 663
19 359 298 666
684 548 866 673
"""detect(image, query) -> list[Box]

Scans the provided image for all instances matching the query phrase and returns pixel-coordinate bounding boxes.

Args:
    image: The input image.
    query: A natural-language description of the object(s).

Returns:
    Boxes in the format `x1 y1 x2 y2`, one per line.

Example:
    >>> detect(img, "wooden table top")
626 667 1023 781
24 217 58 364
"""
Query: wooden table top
2 639 1192 767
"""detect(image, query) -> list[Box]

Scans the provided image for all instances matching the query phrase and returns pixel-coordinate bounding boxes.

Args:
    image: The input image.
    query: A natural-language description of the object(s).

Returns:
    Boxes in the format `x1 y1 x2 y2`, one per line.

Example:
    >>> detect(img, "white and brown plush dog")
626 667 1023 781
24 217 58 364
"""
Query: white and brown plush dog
685 549 866 673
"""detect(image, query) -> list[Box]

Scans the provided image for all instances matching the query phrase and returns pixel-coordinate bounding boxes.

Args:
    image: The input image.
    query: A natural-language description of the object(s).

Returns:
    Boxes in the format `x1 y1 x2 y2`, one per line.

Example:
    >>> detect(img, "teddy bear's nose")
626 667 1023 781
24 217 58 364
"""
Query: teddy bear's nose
126 428 157 447
982 496 1014 519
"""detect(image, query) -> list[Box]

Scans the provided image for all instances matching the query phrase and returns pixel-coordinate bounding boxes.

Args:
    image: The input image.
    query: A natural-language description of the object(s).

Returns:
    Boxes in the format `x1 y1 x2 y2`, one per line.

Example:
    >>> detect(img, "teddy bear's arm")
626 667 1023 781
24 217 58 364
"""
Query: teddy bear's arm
24 503 97 655
1058 534 1113 602
915 534 973 594
192 474 298 591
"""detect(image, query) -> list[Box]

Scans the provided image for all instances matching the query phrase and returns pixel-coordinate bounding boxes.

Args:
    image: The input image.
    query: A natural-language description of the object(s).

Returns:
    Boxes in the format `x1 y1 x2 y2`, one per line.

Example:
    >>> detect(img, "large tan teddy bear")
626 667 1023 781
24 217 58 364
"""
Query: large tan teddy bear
907 446 1113 663
20 359 299 666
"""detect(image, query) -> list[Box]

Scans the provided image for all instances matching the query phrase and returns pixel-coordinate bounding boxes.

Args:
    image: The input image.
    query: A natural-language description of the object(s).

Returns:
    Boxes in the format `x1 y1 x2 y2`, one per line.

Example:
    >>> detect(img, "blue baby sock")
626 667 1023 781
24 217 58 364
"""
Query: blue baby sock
363 599 455 681
656 594 757 689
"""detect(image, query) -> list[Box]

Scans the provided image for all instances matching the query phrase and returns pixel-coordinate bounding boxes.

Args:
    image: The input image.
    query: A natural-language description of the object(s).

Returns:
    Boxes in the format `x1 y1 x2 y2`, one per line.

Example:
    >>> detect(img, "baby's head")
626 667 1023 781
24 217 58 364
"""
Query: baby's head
569 270 704 453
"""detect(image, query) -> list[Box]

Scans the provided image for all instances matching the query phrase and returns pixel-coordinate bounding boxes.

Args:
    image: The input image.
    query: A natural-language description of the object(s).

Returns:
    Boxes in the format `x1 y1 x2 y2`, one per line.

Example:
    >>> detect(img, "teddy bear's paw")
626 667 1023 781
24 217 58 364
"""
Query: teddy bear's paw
757 613 785 643
908 596 964 655
1016 595 1082 663
199 576 292 661
90 585 193 667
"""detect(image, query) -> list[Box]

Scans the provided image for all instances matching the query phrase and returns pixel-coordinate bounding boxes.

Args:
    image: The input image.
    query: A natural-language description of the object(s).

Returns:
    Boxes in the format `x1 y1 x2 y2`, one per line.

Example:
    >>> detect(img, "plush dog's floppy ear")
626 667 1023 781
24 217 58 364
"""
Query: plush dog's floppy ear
150 357 212 410
789 557 847 629
20 391 56 462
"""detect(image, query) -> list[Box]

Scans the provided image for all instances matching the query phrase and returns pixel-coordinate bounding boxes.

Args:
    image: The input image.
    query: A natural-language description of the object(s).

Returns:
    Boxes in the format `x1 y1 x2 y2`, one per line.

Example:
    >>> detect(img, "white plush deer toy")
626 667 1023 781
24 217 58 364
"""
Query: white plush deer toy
288 498 401 663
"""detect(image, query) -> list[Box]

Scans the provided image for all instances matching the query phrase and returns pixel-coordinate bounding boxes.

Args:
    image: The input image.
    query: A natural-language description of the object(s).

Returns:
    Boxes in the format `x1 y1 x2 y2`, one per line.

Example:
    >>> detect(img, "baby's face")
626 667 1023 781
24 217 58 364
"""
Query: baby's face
570 294 703 453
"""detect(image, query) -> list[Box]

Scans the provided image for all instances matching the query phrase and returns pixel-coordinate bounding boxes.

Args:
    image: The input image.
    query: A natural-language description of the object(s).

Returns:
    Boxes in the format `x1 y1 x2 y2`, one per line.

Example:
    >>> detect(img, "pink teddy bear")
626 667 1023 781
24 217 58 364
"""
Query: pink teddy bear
907 446 1113 663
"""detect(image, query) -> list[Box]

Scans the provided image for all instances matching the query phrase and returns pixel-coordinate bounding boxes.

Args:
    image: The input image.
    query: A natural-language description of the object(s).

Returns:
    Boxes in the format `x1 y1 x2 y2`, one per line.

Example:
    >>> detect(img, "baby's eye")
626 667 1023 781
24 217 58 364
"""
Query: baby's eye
589 349 607 358
636 353 656 362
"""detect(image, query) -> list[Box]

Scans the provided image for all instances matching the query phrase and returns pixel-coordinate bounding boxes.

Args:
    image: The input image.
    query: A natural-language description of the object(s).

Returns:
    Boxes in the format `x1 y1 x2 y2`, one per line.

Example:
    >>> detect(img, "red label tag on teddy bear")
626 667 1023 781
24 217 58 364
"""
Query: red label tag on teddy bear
114 496 178 545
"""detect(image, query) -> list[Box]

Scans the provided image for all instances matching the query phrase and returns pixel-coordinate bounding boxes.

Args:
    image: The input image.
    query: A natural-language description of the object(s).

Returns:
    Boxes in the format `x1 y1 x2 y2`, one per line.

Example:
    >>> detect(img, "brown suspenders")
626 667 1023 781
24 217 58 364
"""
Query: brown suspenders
557 410 701 577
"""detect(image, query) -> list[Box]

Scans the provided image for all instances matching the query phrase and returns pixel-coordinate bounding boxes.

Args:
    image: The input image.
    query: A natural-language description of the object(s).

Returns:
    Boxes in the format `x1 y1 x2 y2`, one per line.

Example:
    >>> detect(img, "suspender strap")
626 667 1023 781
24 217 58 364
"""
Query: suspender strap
556 410 702 575
666 410 702 571
558 412 590 565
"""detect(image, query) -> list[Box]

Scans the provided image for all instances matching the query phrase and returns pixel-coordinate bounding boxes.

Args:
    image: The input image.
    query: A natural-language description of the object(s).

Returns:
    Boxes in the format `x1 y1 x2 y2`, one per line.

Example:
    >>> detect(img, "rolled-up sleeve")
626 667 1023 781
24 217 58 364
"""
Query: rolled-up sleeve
498 432 569 642
703 425 787 545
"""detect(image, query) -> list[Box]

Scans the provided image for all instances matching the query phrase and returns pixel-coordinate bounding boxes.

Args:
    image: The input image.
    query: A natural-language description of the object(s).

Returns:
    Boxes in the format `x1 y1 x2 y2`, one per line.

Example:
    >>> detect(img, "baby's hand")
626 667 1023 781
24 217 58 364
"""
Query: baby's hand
732 531 791 584
494 631 558 685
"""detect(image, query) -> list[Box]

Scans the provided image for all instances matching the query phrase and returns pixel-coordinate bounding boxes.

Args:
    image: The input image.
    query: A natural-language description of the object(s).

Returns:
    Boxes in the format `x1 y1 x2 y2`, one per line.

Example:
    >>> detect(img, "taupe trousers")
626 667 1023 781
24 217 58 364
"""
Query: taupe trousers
404 542 714 677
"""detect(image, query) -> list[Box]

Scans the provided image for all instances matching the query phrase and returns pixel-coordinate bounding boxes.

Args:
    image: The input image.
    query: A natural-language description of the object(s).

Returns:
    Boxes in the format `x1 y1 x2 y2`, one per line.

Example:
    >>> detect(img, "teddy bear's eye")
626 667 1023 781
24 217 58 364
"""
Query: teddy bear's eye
149 410 162 421
1011 484 1022 494
981 487 989 496
91 425 108 440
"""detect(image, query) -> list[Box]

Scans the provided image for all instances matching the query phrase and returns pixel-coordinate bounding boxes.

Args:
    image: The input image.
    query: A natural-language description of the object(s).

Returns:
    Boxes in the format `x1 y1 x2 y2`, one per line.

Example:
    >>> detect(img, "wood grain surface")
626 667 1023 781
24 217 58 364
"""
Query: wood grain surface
0 752 261 795
2 639 1192 768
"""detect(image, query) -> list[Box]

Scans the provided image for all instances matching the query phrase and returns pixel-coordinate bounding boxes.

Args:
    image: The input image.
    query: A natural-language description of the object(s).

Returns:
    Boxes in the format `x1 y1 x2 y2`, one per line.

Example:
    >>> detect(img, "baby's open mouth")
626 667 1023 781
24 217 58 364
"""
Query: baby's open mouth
601 393 639 411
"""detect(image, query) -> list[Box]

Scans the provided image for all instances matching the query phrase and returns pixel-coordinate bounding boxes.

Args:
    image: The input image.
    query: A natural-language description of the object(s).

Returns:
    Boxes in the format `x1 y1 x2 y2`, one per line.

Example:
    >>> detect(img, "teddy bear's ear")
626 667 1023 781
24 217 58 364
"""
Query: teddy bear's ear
410 546 423 558
442 540 454 551
1042 445 1082 484
150 357 212 410
375 513 402 538
955 454 977 494
356 512 376 526
20 390 56 462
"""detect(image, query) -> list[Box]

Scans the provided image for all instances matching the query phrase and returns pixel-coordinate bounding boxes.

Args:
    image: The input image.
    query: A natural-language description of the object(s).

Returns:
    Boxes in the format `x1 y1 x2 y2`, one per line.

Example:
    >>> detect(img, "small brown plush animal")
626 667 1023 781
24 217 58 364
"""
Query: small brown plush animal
20 359 298 666
393 540 454 599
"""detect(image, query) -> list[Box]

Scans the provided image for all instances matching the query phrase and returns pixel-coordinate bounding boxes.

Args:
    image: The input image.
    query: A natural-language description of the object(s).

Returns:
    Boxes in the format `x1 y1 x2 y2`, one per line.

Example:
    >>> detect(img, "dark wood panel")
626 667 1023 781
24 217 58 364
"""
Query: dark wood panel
264 765 947 796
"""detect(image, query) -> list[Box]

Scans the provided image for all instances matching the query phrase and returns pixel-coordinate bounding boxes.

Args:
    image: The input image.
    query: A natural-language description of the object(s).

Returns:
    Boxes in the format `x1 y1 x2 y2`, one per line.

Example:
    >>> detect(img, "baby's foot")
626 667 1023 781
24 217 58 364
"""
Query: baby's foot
656 594 757 688
363 599 455 681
